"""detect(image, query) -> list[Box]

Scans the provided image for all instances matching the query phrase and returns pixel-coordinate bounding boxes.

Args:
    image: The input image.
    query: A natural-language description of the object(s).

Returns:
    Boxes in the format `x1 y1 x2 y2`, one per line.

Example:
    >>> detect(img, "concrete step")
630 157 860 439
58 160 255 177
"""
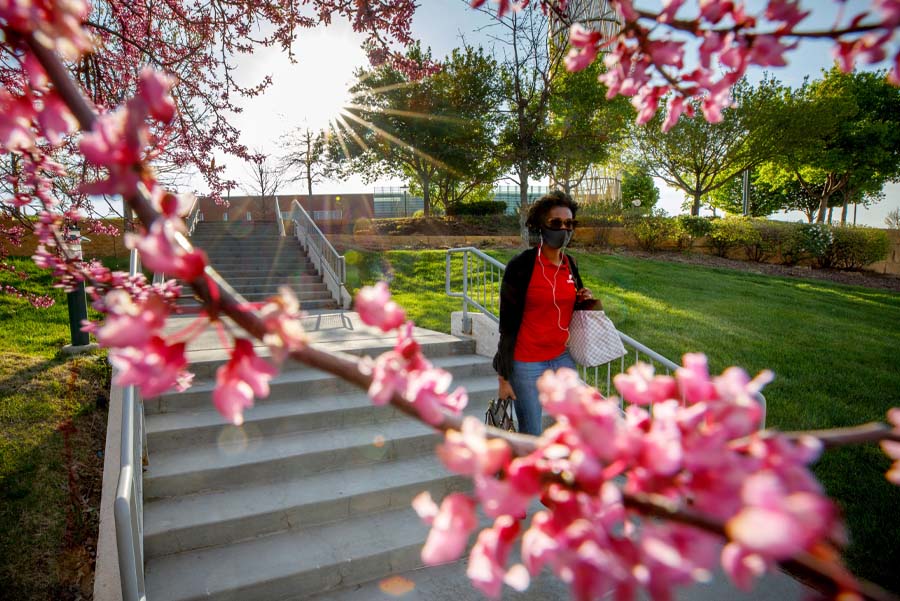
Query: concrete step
208 257 313 268
208 266 320 278
143 415 441 499
146 374 498 452
173 298 338 313
175 334 477 380
146 354 493 414
143 453 469 558
215 274 323 286
144 505 431 601
175 287 330 304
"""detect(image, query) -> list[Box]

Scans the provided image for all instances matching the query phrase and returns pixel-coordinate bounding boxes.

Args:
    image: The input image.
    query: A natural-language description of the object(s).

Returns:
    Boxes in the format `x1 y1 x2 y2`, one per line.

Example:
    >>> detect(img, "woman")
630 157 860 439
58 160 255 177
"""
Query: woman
493 190 596 436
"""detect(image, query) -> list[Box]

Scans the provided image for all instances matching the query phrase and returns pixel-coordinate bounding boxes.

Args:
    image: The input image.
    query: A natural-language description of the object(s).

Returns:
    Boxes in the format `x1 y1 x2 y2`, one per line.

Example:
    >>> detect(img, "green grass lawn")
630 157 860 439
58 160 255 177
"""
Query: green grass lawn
350 248 900 593
0 258 113 599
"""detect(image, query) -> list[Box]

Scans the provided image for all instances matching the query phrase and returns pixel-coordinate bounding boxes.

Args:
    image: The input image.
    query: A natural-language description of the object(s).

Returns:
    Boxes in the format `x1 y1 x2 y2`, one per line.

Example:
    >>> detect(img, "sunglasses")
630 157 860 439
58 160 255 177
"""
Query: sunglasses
545 218 578 231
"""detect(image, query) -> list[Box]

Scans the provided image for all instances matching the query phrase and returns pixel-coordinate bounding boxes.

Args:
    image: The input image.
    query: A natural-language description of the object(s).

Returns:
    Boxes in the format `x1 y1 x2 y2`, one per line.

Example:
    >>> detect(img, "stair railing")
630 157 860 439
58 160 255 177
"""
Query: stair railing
289 199 350 308
184 195 201 236
445 246 766 424
275 196 285 237
114 248 149 601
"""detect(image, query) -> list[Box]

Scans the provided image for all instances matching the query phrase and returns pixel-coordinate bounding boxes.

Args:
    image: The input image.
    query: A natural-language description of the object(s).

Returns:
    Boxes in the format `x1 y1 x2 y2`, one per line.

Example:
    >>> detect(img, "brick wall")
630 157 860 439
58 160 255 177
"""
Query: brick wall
197 194 375 225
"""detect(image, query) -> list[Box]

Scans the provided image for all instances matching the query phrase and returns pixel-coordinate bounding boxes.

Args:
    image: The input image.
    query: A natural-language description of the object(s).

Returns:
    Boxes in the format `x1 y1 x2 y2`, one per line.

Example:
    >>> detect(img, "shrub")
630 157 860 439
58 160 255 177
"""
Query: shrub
579 204 624 248
624 211 676 251
826 226 891 270
745 220 794 263
707 216 760 258
673 216 712 250
446 200 507 216
792 223 834 267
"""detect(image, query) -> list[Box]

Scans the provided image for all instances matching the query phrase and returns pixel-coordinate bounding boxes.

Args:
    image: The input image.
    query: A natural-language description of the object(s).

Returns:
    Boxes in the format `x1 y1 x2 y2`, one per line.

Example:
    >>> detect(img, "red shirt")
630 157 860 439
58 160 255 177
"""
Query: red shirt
513 250 576 362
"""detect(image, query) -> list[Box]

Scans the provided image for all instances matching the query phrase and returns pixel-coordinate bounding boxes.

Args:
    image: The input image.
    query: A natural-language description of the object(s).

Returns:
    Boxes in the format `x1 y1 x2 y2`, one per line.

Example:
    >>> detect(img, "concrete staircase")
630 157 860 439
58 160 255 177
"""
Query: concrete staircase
182 221 338 311
141 316 508 601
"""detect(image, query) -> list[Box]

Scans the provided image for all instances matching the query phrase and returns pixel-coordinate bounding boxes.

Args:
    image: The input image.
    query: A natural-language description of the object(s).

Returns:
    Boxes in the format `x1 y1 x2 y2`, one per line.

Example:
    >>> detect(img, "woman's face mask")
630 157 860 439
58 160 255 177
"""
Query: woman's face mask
540 227 574 250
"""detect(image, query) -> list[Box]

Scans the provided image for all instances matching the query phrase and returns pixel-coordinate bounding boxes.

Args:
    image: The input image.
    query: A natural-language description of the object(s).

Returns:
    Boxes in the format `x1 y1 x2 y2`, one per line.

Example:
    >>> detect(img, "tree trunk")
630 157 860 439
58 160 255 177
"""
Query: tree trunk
518 163 529 247
306 162 313 197
691 191 702 216
815 193 831 223
827 205 833 224
840 197 849 225
422 171 432 216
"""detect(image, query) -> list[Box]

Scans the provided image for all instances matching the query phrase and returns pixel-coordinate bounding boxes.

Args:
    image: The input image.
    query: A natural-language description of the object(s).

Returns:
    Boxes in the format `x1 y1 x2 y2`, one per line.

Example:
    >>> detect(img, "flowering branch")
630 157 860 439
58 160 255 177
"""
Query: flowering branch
6 3 900 601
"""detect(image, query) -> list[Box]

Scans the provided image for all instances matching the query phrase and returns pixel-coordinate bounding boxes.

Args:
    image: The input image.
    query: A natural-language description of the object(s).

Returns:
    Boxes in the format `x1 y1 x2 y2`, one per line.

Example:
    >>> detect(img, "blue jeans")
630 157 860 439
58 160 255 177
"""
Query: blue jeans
509 350 576 436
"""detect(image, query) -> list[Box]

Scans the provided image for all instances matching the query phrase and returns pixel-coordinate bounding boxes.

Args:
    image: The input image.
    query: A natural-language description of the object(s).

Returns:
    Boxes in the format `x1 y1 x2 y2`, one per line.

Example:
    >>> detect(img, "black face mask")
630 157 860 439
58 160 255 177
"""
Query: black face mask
540 227 573 250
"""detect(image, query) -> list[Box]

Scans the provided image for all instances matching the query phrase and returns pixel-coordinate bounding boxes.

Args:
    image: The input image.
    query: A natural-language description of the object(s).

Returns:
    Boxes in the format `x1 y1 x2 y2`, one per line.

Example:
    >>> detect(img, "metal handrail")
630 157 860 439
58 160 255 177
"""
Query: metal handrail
184 195 201 236
275 197 285 237
445 246 766 424
289 198 346 286
115 249 148 601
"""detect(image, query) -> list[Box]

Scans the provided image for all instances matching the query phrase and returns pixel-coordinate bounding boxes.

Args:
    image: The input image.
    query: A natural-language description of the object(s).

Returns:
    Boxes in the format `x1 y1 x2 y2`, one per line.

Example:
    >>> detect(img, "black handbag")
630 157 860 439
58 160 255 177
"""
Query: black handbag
485 397 516 432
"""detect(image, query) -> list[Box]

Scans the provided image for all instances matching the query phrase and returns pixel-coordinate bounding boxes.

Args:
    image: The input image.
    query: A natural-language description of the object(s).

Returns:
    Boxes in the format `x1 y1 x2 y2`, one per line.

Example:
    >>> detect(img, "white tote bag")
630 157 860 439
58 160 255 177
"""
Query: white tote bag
567 310 626 367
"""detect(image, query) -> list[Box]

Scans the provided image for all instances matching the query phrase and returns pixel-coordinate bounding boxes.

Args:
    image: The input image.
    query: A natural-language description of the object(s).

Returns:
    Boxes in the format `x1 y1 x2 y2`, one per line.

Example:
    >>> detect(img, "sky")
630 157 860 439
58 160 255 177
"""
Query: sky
204 0 900 228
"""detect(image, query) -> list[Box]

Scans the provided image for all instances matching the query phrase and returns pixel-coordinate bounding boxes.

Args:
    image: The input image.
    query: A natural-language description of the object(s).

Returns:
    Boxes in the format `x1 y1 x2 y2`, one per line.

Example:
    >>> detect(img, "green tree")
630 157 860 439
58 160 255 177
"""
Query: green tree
763 67 900 223
708 170 790 217
334 43 501 216
545 61 632 194
486 6 560 241
628 76 801 216
619 167 659 213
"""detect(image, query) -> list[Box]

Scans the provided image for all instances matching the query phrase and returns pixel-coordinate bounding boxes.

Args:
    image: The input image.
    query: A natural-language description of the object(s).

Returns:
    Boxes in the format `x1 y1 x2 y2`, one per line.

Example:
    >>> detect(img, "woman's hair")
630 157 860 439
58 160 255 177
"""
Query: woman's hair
525 189 579 232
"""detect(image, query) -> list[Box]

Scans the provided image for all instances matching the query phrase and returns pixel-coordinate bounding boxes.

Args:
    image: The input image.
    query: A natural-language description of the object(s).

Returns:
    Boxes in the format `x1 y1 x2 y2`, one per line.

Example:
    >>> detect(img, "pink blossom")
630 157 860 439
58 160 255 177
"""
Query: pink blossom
614 362 678 406
658 0 686 23
466 515 525 598
212 338 278 425
95 289 168 348
631 85 665 125
355 282 406 332
765 0 810 30
648 40 684 68
675 353 716 404
474 474 531 519
413 491 478 564
259 286 307 362
747 35 791 67
406 367 468 425
37 94 78 145
877 0 900 26
110 336 190 398
565 24 601 72
0 89 35 151
721 543 768 590
662 96 687 132
437 416 511 476
138 68 177 123
726 471 835 559
699 0 735 24
882 408 900 485
125 217 207 281
79 108 145 167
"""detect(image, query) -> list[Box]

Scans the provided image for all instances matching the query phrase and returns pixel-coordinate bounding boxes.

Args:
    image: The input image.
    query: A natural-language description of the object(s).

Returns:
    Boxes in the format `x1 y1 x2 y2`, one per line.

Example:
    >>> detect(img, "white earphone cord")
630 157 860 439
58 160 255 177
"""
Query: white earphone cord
538 238 570 340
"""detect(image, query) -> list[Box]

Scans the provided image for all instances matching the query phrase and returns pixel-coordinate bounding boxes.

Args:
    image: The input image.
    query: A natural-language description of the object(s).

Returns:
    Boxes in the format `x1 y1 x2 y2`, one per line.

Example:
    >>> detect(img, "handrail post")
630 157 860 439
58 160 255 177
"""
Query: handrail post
462 251 470 334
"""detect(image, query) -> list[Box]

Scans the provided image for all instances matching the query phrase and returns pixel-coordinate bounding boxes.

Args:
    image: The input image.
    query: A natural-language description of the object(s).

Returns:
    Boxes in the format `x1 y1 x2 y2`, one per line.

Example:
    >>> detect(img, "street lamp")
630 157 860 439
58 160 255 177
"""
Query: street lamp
62 227 97 354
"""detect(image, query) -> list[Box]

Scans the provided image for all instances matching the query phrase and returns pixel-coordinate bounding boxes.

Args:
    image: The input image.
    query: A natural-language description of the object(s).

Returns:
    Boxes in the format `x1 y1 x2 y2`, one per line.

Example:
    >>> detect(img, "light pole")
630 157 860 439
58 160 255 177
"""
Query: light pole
62 227 97 354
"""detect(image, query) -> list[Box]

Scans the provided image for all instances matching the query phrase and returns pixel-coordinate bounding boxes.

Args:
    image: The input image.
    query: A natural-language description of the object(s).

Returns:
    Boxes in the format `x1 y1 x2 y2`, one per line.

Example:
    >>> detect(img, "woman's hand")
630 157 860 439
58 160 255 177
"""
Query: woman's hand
498 377 516 401
576 287 602 310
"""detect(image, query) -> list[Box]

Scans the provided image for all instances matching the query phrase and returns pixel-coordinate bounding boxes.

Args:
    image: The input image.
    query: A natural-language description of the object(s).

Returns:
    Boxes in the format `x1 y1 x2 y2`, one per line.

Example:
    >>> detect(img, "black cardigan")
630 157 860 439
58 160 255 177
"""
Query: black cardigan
492 247 584 379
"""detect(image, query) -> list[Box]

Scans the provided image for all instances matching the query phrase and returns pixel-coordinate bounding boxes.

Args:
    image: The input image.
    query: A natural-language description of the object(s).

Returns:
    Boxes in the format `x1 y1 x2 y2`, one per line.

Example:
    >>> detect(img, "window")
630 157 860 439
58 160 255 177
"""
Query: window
246 212 252 221
223 212 228 222
198 212 205 222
